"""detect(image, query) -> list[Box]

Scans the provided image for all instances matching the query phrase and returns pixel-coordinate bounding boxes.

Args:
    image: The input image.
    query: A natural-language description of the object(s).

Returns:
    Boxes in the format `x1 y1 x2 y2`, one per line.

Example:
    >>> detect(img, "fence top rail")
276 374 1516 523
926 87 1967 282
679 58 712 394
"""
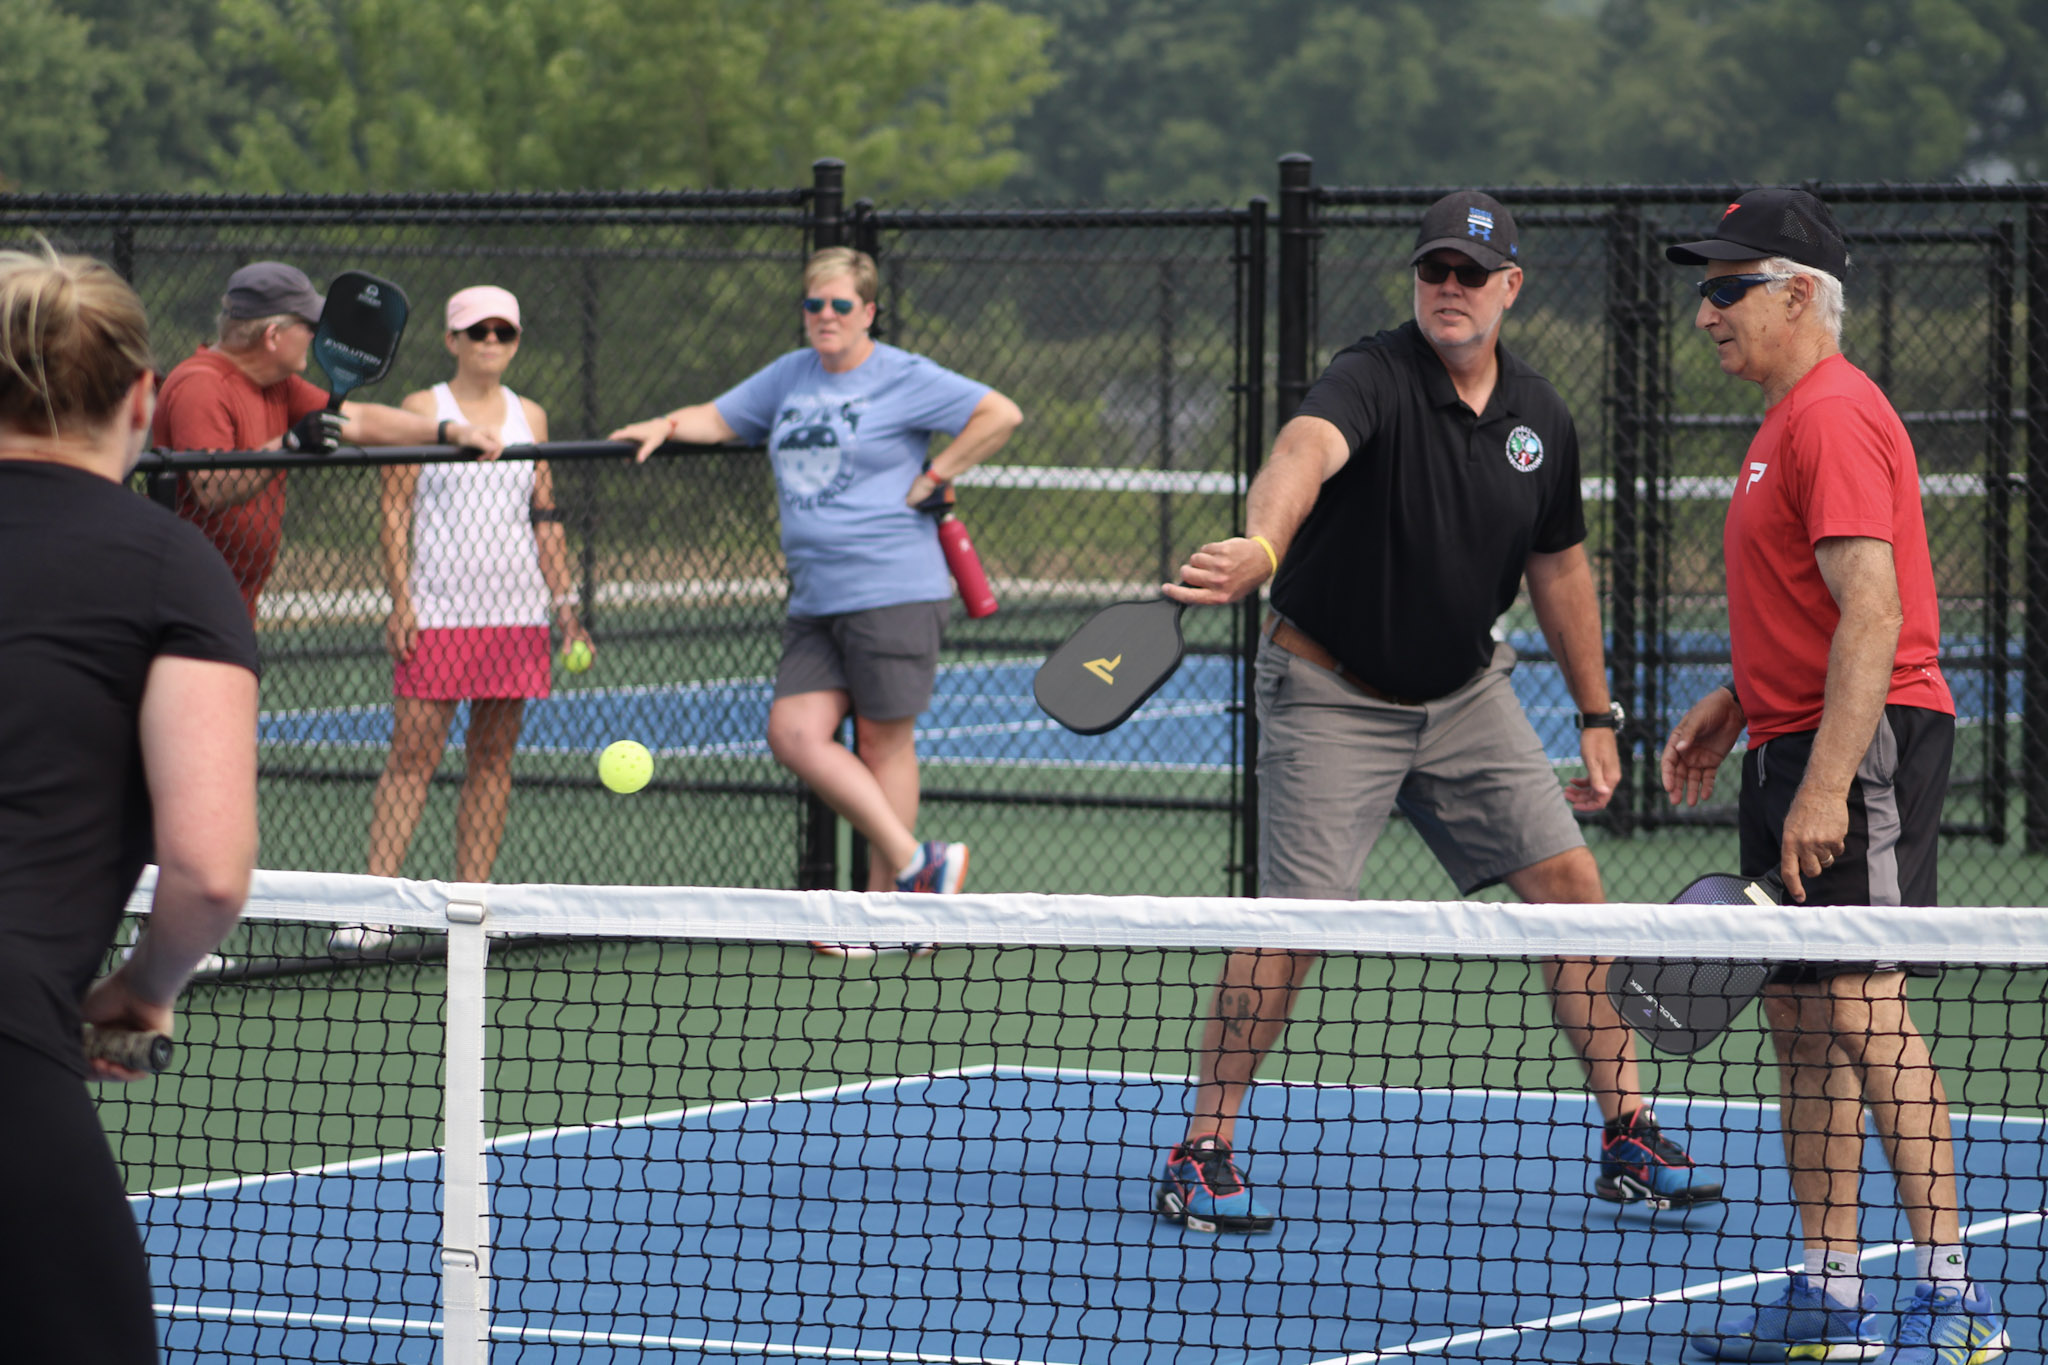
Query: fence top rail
135 439 753 472
864 206 1256 231
0 188 811 213
1313 182 2048 208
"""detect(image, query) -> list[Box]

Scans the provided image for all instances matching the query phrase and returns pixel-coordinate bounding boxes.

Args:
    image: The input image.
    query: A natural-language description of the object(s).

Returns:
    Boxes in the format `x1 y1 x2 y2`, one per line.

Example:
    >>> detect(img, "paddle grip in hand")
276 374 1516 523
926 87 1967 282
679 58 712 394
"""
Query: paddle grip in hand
82 1024 175 1074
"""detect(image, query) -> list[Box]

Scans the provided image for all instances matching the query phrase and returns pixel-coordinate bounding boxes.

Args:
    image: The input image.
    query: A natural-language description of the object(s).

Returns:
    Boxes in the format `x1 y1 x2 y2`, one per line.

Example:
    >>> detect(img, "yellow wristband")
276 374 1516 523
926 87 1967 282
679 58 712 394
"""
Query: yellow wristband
1250 534 1280 579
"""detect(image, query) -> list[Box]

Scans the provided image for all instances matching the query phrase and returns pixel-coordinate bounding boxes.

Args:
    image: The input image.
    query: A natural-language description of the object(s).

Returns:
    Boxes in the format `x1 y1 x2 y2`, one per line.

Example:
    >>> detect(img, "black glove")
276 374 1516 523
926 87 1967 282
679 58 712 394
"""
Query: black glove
285 408 345 454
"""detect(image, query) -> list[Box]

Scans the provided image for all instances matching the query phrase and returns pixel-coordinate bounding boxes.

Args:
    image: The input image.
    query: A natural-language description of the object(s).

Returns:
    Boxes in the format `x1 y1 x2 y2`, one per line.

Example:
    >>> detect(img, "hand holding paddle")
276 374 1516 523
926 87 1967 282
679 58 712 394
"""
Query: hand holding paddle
1162 534 1280 608
1035 534 1279 735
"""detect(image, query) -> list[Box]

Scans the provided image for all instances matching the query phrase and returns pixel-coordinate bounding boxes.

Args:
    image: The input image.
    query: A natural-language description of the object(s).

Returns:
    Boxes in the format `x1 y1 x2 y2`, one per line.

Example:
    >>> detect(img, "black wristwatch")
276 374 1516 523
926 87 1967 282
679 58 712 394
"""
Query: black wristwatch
1575 701 1626 731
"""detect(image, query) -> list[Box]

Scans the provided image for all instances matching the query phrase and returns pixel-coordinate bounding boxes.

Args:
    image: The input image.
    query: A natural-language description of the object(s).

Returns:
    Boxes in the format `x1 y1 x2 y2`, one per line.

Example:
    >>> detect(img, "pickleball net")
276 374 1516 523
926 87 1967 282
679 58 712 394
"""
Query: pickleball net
101 870 2047 1364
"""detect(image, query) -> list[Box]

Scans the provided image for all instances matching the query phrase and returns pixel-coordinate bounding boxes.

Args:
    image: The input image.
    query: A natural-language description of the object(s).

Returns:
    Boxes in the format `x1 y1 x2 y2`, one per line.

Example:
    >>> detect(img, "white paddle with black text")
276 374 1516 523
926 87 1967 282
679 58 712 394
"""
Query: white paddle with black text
1033 595 1186 735
1605 870 1783 1056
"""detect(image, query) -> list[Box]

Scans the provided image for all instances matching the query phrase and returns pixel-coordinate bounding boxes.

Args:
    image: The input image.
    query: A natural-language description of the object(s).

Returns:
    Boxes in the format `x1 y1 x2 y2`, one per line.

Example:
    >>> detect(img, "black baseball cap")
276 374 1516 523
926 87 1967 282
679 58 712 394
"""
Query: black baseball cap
222 261 325 323
1666 188 1849 278
1409 190 1520 271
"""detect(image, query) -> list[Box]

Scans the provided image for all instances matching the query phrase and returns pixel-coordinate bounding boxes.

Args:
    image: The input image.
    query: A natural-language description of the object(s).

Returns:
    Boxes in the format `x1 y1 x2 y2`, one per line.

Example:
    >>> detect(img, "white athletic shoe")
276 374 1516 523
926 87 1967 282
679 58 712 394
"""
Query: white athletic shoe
328 924 398 955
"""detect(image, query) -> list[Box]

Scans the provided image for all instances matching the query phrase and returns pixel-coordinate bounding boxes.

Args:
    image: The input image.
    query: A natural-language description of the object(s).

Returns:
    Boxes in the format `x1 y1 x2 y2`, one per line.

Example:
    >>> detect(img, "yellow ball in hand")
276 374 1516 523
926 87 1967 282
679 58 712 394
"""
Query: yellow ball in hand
597 740 653 794
561 639 593 674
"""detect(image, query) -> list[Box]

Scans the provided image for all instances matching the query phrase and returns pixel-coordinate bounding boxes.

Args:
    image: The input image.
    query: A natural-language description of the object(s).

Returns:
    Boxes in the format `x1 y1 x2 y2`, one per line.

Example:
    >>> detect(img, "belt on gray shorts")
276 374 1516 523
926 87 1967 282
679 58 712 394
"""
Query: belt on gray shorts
1264 615 1430 707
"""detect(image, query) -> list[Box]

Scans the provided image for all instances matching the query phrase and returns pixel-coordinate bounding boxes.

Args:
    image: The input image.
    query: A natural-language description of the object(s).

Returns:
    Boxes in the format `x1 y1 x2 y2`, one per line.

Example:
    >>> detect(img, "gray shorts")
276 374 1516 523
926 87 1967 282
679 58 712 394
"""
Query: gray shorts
775 600 948 721
1255 634 1586 897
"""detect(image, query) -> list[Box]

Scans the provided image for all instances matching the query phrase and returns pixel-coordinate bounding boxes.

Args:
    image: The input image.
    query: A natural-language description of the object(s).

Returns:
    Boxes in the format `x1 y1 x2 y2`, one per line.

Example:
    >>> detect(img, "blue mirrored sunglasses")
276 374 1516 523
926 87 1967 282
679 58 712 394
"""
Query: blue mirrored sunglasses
801 297 858 315
1696 273 1782 308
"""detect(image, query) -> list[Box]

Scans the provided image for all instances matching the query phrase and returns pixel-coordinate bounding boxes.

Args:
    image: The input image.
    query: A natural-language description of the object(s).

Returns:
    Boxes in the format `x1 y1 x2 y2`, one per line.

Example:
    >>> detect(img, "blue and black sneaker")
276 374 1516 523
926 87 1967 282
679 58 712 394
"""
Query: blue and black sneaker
1595 1108 1723 1210
1876 1283 2007 1364
1155 1135 1275 1234
1691 1273 1884 1360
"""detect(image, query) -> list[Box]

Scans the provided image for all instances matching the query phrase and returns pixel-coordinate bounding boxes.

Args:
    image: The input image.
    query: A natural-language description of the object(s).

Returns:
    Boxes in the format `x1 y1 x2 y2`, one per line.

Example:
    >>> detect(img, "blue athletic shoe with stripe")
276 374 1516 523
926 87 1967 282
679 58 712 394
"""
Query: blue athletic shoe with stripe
1595 1109 1724 1210
1155 1136 1274 1234
1876 1284 2007 1364
1690 1275 1884 1360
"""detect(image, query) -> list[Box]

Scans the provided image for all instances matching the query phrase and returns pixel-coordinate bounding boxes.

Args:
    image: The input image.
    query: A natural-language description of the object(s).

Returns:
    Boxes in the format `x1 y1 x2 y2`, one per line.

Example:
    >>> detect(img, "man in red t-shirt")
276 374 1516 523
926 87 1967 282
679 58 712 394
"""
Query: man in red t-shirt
155 262 503 618
1659 190 2003 1364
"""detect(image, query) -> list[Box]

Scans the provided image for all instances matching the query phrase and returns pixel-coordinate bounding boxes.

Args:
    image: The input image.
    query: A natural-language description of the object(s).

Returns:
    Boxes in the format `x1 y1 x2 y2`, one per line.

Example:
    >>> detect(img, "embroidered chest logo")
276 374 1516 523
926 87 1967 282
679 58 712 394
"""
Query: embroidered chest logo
1504 425 1544 472
1746 461 1768 492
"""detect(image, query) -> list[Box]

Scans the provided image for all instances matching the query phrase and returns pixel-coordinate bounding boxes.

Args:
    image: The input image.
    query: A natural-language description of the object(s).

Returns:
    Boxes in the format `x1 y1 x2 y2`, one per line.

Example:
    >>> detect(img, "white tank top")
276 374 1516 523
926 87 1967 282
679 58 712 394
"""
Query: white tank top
410 383 547 628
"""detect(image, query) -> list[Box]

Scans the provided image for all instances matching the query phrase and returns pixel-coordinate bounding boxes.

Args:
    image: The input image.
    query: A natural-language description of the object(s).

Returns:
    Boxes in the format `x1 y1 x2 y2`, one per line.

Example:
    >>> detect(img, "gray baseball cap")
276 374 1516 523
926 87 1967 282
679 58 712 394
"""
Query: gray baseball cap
222 262 325 323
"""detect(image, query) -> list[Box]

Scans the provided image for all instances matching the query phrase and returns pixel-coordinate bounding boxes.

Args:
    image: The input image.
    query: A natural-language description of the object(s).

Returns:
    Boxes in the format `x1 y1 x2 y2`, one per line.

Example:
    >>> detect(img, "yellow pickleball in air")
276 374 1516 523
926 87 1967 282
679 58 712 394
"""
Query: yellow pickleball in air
562 639 593 673
598 740 653 794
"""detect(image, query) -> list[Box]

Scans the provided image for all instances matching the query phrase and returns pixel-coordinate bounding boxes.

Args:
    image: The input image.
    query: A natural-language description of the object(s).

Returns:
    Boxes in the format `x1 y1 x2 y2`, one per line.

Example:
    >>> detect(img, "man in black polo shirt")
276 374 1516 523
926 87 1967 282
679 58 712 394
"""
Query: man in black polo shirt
1153 191 1719 1234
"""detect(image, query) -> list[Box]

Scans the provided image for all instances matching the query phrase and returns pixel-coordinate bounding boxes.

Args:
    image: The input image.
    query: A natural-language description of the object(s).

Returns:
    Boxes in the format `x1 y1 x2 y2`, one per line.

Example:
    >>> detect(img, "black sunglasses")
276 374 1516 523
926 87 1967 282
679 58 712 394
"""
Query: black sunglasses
802 297 858 316
1695 274 1782 308
1414 258 1504 289
456 322 519 342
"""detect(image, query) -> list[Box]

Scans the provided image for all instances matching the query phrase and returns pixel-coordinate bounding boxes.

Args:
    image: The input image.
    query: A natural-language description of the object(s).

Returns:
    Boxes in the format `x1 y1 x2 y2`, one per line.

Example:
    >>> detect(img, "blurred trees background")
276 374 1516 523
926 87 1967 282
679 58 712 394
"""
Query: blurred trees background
3 0 2042 197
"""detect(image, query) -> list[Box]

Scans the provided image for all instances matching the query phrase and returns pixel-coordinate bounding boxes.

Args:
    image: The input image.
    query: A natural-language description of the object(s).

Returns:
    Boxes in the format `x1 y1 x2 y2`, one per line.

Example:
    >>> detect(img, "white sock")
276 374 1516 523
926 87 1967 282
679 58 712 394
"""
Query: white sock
1916 1244 1969 1289
896 846 928 880
1806 1247 1863 1309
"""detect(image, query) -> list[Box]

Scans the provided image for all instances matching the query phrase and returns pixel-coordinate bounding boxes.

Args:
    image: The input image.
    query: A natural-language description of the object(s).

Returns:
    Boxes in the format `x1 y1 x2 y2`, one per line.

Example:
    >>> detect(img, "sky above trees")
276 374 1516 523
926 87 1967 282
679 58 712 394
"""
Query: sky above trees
3 0 2042 198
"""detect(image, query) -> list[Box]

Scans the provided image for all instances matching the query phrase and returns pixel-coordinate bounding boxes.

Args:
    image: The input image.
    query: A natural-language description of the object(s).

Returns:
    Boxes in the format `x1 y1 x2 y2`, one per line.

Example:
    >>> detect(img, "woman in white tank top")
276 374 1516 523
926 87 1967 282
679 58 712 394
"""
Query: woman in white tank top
340 287 590 951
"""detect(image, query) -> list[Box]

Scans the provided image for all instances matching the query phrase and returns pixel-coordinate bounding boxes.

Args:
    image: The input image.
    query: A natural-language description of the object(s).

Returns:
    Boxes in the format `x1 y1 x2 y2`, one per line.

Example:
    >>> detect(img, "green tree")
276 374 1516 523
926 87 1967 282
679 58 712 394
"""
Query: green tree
207 0 1056 196
0 0 114 191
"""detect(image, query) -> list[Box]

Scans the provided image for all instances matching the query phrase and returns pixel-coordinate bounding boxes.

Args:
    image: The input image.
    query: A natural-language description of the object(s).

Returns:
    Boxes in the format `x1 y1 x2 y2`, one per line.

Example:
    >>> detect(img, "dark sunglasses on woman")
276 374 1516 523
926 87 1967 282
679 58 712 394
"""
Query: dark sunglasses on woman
458 322 519 343
802 297 858 315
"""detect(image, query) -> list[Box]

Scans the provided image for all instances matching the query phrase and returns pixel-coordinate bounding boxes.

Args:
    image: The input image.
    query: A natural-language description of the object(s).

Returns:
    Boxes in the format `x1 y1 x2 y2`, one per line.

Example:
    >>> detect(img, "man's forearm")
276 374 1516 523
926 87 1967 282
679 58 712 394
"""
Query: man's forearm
1527 549 1611 713
1806 606 1900 798
1244 420 1347 557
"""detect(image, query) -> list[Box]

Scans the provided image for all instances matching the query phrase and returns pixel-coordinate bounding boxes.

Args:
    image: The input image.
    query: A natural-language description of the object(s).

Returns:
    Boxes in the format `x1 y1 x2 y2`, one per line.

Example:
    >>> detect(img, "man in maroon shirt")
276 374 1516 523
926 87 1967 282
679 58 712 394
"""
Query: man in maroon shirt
155 261 502 618
1661 189 2004 1365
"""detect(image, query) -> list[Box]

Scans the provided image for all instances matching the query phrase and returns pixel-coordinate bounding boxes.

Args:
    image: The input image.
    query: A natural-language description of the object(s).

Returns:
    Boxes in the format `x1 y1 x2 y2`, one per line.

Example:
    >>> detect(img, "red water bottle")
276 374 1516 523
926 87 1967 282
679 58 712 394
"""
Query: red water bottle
919 479 998 618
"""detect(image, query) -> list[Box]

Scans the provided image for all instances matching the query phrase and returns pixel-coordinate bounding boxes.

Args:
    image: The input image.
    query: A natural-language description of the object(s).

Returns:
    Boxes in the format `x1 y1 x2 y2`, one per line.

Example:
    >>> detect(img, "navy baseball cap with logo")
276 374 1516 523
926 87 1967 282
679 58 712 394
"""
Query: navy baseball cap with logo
1666 188 1850 278
1409 190 1520 271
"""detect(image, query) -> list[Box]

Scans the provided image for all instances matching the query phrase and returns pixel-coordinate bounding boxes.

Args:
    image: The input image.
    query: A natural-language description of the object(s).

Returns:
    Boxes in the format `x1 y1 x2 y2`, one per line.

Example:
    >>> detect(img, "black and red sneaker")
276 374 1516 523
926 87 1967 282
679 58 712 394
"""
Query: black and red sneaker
1594 1109 1723 1210
1155 1135 1276 1233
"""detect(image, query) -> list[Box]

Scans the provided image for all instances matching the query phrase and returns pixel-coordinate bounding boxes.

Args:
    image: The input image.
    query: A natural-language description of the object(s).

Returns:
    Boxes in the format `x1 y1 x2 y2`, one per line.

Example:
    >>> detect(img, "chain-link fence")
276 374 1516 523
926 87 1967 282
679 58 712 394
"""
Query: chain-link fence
8 163 2047 906
1289 168 2048 905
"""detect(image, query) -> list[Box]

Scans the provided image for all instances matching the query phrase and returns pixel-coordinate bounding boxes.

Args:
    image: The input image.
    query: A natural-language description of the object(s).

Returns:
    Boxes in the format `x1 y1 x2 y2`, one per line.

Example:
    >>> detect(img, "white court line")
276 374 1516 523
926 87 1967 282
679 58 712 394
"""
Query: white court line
1311 1208 2048 1364
485 1320 1078 1364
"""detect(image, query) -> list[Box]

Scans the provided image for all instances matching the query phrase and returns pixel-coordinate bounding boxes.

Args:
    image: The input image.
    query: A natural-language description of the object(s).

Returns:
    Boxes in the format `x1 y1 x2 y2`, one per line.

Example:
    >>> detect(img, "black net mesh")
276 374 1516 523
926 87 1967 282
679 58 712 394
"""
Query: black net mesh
95 878 2048 1364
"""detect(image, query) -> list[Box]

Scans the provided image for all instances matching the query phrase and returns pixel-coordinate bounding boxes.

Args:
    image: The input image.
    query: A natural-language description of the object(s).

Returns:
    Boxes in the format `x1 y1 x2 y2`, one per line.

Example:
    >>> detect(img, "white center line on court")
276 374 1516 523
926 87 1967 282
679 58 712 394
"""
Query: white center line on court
1312 1206 2048 1365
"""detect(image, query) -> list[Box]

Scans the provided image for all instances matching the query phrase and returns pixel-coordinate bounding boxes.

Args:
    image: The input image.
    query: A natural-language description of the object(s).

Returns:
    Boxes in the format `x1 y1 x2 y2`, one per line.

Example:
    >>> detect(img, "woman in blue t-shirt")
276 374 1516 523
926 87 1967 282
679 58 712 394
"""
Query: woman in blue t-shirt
613 248 1022 936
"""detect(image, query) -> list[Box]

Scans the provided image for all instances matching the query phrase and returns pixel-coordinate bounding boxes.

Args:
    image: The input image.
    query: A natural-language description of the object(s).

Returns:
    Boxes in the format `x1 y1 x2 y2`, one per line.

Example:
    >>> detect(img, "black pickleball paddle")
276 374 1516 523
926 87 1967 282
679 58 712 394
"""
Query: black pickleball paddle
311 271 410 410
1033 595 1186 735
1605 870 1783 1056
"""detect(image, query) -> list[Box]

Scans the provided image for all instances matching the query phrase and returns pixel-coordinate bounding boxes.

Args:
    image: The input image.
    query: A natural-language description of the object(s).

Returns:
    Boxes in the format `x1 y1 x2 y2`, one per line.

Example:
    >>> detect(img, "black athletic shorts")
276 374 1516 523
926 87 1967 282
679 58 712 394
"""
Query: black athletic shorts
0 1033 158 1361
1739 703 1953 983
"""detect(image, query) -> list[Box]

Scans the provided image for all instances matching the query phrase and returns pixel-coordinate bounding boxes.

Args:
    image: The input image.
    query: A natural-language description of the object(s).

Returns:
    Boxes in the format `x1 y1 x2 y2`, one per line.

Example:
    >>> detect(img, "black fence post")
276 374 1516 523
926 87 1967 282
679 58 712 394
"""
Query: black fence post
2024 202 2048 853
812 159 847 250
799 157 850 890
576 258 601 633
1987 222 2017 844
1275 154 1316 424
1238 197 1269 898
1603 204 1648 834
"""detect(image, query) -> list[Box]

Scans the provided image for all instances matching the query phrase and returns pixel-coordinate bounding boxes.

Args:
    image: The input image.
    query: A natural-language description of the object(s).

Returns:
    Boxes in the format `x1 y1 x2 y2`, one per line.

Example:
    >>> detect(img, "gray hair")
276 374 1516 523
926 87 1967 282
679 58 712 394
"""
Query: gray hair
216 309 302 353
1762 256 1845 343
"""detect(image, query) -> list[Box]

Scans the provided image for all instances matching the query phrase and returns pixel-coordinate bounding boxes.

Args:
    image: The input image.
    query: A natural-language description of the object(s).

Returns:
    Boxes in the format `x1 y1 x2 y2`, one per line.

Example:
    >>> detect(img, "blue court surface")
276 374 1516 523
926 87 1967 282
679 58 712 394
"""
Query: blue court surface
270 642 1975 774
138 1071 2045 1364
